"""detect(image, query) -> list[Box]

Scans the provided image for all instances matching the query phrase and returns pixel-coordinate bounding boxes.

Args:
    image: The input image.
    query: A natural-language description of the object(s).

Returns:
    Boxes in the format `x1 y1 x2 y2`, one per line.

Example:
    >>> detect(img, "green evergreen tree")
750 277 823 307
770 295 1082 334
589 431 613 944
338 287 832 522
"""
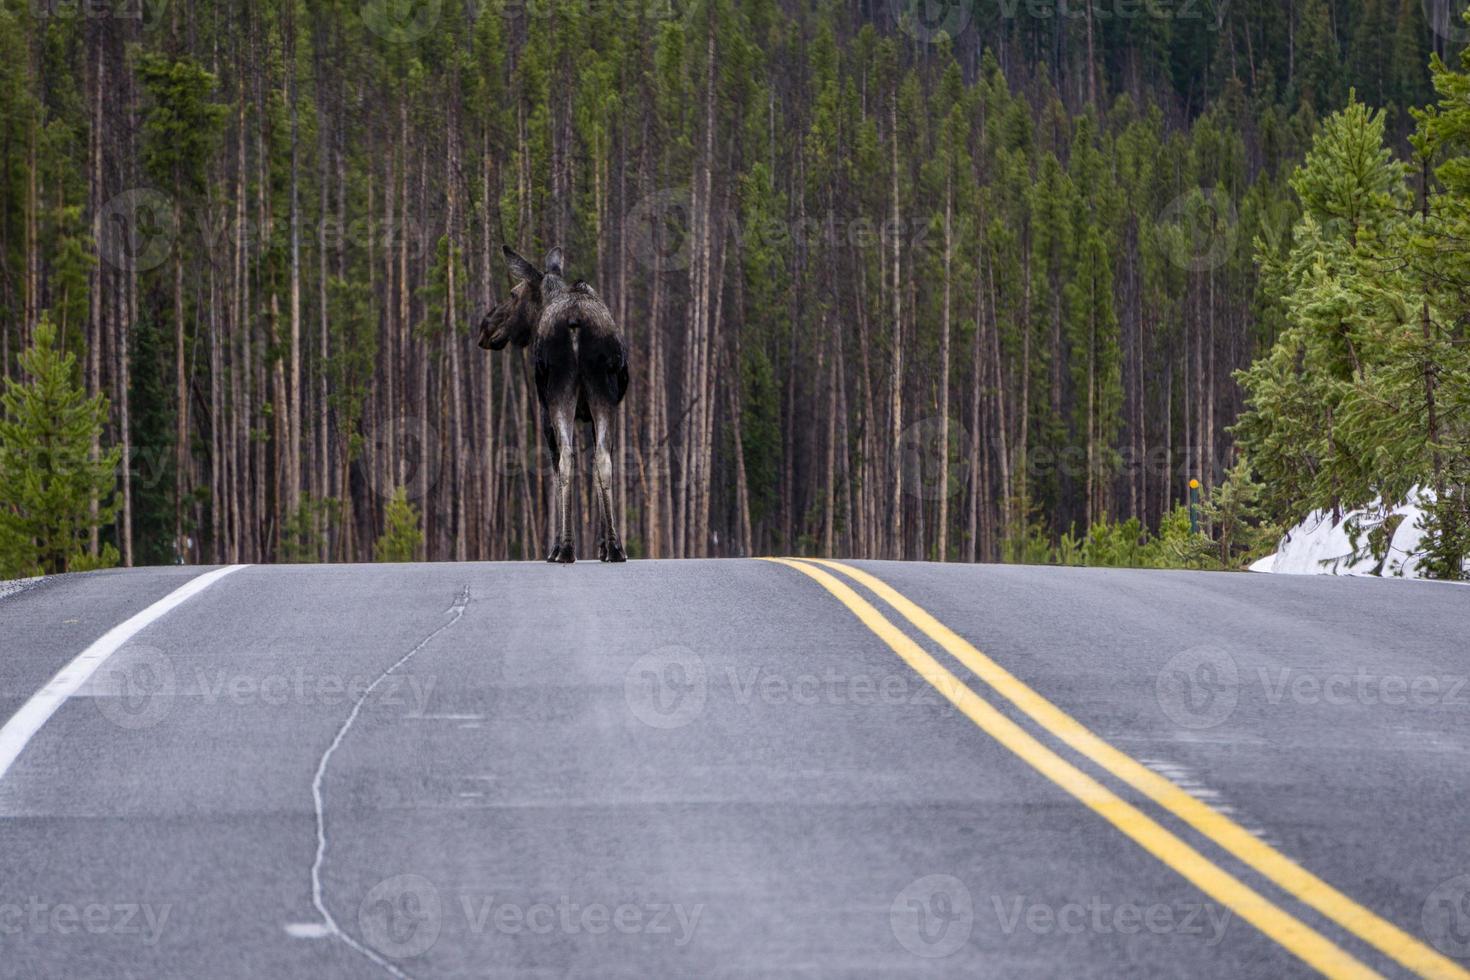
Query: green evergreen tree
375 487 423 563
281 495 337 564
1238 89 1468 578
1199 454 1281 568
0 318 121 576
1235 95 1411 519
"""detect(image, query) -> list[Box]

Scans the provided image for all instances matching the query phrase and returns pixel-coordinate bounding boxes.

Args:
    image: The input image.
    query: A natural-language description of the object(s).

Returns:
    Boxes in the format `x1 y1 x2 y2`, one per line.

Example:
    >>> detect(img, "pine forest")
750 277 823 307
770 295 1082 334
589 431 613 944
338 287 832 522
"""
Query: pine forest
1 0 1467 576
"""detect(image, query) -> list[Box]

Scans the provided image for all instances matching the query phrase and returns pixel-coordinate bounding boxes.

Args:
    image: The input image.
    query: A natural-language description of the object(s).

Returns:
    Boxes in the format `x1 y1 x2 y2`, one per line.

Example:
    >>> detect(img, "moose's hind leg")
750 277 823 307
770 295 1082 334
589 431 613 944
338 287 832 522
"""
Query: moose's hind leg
593 418 608 561
548 404 577 563
542 412 562 562
592 404 626 563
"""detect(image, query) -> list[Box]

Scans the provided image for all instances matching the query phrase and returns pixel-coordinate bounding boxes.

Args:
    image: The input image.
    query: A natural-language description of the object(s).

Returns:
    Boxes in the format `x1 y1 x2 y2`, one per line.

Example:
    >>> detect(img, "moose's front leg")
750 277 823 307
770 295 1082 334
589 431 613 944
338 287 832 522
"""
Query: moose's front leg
548 407 577 563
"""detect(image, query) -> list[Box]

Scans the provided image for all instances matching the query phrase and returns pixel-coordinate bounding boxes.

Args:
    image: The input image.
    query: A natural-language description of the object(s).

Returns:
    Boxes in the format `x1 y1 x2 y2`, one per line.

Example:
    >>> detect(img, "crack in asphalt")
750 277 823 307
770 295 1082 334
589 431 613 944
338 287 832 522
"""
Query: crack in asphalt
307 586 471 979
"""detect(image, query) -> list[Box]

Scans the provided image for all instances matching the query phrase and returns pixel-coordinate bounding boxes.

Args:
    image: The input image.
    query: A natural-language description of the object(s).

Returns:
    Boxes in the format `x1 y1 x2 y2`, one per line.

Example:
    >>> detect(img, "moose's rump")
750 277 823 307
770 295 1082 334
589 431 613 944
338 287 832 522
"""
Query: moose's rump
576 331 629 411
532 320 629 424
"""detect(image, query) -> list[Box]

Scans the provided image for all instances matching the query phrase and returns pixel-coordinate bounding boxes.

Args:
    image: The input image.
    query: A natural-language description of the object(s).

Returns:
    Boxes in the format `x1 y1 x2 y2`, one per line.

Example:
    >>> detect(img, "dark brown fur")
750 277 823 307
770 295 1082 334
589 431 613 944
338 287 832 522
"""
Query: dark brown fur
477 280 537 351
477 245 629 562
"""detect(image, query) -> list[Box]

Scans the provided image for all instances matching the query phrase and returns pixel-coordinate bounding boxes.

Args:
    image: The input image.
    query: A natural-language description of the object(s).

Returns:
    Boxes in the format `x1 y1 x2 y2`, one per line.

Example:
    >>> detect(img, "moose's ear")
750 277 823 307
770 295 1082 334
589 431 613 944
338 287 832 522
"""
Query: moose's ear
544 246 564 277
502 245 541 283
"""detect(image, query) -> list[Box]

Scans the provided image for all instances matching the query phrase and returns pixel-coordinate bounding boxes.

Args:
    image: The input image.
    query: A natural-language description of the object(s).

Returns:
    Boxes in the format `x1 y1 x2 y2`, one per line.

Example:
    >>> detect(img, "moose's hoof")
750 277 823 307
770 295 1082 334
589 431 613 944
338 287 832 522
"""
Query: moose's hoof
604 543 627 563
549 543 576 564
597 540 608 562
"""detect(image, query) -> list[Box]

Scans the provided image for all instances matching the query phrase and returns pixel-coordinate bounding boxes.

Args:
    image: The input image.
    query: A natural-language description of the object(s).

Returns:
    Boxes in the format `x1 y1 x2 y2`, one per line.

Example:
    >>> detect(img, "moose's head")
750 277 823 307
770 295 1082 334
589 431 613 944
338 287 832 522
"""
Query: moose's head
477 245 566 350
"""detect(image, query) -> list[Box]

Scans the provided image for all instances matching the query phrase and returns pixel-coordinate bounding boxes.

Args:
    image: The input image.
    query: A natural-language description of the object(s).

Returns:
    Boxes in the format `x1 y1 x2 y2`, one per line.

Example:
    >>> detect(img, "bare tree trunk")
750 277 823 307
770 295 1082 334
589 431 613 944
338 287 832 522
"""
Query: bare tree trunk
88 36 103 558
210 265 223 563
836 335 854 557
317 77 332 559
25 107 37 348
823 310 837 558
1086 271 1097 528
968 255 984 563
857 262 876 557
728 361 753 556
254 98 269 559
383 140 398 502
118 269 134 566
481 125 497 560
119 86 138 566
447 103 467 562
400 103 412 495
1206 264 1216 489
989 254 1010 553
615 142 629 547
1085 2 1098 106
937 165 952 561
888 99 904 560
286 2 302 528
174 252 187 561
1017 237 1032 545
699 189 726 557
1419 164 1450 551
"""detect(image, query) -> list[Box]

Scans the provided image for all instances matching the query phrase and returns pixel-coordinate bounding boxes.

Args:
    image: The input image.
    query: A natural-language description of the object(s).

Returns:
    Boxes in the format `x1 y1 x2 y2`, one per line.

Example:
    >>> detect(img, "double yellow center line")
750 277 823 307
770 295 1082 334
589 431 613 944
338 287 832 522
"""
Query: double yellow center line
763 557 1465 980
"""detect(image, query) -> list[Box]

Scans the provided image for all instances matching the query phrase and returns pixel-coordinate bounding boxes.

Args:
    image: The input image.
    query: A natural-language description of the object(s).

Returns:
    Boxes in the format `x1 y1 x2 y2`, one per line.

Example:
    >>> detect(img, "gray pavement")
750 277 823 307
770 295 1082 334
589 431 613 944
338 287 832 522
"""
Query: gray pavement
0 560 1465 978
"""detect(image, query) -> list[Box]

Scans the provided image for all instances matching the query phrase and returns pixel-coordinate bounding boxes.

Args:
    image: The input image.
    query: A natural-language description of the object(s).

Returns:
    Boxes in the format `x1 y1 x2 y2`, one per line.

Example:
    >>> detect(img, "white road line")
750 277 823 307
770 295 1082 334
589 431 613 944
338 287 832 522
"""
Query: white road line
0 564 248 784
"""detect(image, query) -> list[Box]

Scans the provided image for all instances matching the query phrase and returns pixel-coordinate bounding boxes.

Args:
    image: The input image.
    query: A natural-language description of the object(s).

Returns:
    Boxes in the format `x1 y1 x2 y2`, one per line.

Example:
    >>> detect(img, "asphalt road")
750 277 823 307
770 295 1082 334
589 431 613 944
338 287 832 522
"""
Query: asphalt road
0 560 1467 979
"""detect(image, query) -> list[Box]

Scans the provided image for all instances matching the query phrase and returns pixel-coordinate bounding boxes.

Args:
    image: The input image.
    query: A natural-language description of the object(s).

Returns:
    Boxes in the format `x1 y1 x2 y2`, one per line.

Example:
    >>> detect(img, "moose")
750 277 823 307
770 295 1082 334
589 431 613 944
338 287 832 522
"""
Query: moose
478 245 629 563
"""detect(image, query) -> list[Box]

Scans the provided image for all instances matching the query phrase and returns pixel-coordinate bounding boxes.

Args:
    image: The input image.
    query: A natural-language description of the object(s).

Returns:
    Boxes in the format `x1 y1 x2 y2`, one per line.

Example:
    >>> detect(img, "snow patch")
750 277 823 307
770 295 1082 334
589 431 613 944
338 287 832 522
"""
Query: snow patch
1250 488 1464 579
